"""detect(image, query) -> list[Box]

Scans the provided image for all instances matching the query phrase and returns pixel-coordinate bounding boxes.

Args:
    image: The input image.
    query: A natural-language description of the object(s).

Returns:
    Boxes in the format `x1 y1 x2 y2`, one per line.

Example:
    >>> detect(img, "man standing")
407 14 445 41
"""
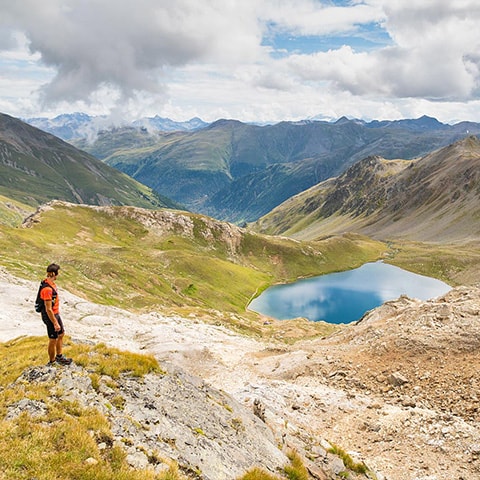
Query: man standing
38 263 72 365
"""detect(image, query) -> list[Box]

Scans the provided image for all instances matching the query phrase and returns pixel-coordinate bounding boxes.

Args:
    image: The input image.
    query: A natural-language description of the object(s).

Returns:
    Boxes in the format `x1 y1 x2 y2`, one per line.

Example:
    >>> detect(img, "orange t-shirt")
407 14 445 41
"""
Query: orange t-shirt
40 278 59 314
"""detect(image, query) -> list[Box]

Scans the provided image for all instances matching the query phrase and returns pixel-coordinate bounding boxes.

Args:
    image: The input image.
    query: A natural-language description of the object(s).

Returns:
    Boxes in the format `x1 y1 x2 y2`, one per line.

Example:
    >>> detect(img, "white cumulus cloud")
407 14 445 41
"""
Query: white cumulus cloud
0 0 480 122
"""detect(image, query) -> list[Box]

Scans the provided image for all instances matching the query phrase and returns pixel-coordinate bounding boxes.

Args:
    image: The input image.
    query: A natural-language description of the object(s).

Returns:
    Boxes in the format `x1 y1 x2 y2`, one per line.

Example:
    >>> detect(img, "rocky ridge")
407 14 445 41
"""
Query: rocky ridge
254 136 480 243
1 267 480 479
22 201 246 257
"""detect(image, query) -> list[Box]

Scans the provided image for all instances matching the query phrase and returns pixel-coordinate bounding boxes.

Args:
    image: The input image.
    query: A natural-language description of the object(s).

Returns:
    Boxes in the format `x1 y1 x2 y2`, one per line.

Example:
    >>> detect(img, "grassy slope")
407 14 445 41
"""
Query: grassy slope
382 240 480 287
0 194 35 227
0 337 182 480
0 113 176 210
256 138 480 243
0 202 386 337
0 147 173 210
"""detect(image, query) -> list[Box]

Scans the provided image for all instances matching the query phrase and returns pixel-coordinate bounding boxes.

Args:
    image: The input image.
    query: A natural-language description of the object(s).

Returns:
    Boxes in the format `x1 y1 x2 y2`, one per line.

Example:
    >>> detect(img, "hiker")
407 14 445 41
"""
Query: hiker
38 263 72 365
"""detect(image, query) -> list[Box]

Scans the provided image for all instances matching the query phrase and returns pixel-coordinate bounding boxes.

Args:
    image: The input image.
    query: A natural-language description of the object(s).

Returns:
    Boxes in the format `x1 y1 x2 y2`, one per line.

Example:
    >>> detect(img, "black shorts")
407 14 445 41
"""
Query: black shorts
41 312 65 339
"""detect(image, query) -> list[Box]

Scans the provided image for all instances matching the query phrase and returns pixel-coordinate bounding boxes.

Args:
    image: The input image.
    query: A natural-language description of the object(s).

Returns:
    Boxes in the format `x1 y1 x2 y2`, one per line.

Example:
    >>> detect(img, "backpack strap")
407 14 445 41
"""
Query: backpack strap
36 280 57 312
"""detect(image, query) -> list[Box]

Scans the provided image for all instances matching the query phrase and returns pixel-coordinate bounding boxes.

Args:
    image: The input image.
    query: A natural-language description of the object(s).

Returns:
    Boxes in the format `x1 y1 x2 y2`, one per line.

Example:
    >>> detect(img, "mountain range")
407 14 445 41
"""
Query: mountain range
24 112 208 141
254 135 480 243
0 112 176 209
6 110 480 239
68 115 480 223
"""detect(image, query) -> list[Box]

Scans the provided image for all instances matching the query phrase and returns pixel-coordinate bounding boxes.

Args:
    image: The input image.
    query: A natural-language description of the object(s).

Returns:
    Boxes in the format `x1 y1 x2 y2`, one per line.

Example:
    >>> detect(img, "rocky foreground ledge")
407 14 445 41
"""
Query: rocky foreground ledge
6 359 372 480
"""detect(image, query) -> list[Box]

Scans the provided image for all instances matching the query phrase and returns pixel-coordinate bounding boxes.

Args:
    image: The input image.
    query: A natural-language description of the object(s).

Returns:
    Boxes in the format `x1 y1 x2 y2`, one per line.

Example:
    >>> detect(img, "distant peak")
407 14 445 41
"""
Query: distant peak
334 116 351 124
207 118 243 128
417 115 443 125
418 114 437 120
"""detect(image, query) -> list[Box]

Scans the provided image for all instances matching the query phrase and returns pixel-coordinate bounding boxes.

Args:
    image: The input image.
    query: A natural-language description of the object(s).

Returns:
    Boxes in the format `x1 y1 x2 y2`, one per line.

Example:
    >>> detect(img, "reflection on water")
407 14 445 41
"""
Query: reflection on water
248 261 451 324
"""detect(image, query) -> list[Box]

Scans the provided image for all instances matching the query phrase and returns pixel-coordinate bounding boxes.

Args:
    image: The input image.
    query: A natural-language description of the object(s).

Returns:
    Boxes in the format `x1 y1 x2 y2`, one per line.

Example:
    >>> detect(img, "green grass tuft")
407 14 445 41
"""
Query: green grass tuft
327 443 368 475
284 450 309 480
237 449 310 480
238 468 282 480
70 342 163 378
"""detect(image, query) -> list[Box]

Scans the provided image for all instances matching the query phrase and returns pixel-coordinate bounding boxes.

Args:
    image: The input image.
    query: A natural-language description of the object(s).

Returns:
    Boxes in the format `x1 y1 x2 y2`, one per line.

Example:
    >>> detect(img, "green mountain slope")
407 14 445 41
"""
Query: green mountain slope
0 113 177 209
73 116 480 223
0 201 386 335
254 136 480 243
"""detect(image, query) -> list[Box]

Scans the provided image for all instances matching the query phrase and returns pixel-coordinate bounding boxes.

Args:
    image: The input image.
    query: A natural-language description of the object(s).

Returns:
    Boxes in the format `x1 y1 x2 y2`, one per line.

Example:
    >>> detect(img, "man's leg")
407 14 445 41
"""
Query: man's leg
55 333 64 357
54 333 72 365
48 338 57 362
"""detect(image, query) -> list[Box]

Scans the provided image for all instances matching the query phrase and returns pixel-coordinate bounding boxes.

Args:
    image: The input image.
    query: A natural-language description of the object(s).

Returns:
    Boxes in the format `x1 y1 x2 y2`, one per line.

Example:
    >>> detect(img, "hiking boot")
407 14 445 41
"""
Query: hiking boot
47 360 57 367
55 354 73 365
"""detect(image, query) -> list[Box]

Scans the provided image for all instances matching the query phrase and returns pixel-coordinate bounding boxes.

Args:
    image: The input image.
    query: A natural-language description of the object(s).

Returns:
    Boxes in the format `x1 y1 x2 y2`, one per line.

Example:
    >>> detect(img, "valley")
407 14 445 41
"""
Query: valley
1 111 480 479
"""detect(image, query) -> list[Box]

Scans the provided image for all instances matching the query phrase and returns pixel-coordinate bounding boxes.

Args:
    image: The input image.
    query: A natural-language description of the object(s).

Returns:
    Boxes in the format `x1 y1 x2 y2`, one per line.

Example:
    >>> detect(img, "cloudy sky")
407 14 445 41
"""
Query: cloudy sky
1 0 480 124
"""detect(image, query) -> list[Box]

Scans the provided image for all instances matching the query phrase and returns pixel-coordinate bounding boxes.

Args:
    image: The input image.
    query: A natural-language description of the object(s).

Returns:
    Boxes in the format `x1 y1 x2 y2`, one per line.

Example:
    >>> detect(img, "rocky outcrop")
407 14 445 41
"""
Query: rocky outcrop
287 285 480 479
7 357 382 480
22 201 245 257
10 361 287 479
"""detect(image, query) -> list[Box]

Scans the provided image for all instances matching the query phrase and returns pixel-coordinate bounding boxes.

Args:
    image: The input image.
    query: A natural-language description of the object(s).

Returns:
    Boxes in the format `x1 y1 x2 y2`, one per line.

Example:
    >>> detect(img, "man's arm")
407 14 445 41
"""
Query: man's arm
44 299 61 331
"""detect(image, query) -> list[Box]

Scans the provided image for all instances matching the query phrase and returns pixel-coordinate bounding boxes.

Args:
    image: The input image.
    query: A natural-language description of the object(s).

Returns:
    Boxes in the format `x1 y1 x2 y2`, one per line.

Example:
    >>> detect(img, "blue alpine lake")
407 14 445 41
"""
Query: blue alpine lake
248 261 451 324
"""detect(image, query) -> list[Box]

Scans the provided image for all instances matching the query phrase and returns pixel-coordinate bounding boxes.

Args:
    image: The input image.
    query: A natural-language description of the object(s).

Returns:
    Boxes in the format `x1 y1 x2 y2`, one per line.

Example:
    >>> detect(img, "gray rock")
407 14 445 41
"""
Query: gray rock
126 450 149 470
11 363 287 480
5 398 47 420
387 371 409 386
327 454 346 475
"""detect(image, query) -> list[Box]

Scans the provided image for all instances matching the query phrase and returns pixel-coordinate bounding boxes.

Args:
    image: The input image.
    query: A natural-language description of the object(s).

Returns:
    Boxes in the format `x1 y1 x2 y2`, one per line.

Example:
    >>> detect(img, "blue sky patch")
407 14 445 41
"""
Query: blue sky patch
263 21 392 58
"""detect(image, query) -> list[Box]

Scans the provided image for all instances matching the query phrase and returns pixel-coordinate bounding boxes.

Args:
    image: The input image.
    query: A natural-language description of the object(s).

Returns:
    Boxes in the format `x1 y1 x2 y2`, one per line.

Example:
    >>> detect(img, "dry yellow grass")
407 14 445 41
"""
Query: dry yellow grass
0 337 182 480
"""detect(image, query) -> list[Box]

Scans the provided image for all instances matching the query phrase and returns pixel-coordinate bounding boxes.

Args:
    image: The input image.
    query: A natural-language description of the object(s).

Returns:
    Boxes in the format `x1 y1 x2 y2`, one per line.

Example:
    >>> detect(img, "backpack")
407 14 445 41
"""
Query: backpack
35 280 57 313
